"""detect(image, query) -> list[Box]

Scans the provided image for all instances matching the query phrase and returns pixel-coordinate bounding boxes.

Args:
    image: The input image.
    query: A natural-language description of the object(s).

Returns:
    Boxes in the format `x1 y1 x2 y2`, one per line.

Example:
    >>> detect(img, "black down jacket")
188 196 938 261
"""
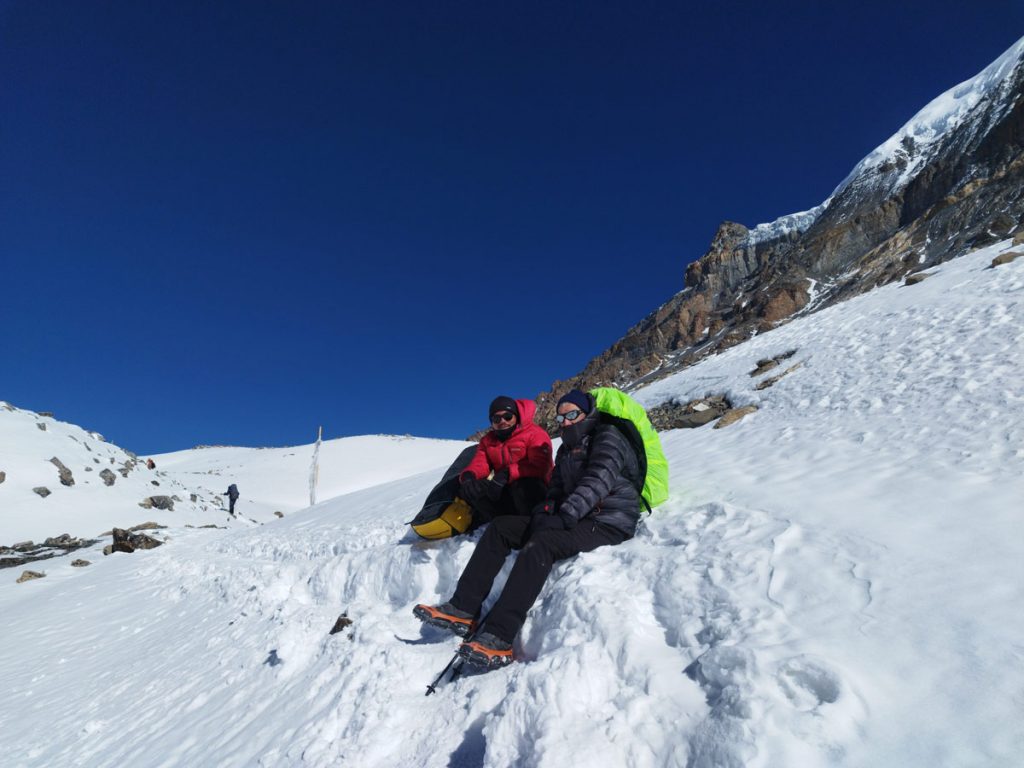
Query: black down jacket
547 406 642 537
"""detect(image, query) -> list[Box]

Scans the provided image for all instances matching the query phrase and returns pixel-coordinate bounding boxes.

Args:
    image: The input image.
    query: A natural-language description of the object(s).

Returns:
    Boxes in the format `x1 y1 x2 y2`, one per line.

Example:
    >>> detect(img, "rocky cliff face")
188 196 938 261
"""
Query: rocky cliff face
534 37 1024 428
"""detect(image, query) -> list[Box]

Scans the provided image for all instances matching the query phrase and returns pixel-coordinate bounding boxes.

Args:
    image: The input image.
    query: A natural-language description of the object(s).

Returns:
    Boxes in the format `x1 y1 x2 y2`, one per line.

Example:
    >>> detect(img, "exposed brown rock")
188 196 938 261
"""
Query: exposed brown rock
749 350 797 377
532 50 1024 418
904 273 931 285
71 559 91 567
49 457 75 487
755 363 803 391
991 250 1022 268
105 527 164 555
33 487 51 498
99 468 116 486
329 613 354 636
17 570 46 583
714 405 759 429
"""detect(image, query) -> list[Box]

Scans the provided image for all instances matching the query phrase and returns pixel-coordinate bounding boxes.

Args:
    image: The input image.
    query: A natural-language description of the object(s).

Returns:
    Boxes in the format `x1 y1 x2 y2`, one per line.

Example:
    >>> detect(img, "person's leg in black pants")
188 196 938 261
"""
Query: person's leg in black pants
450 516 530 616
483 522 626 643
451 517 626 642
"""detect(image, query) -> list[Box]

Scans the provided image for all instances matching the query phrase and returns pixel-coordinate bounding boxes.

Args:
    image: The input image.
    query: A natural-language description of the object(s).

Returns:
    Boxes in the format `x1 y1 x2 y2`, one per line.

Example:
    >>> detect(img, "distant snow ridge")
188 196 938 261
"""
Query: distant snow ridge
747 34 1024 245
747 202 827 245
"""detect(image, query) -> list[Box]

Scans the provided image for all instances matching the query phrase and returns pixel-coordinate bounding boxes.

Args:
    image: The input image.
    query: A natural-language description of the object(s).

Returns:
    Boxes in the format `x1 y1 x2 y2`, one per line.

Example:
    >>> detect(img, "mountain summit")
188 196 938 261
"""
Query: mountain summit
537 35 1024 420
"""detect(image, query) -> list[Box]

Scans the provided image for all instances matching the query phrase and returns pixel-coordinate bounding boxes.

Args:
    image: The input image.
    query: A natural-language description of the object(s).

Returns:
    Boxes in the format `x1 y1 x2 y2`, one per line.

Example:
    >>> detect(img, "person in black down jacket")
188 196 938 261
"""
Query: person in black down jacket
413 388 641 670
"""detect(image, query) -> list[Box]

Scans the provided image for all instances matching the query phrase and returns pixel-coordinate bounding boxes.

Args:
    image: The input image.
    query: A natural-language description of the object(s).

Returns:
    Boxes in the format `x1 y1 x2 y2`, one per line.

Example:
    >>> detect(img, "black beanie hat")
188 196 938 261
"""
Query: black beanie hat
489 396 518 418
557 389 591 414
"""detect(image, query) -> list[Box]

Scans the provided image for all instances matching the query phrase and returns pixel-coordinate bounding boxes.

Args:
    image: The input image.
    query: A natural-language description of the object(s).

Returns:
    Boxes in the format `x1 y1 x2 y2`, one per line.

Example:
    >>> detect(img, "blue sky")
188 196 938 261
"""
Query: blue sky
2 2 1021 453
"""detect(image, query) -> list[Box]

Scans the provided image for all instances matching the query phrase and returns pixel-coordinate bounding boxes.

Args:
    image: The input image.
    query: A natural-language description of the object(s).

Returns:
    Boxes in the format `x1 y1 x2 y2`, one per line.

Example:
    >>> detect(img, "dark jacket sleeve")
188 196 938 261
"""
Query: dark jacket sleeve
545 445 567 504
559 427 632 523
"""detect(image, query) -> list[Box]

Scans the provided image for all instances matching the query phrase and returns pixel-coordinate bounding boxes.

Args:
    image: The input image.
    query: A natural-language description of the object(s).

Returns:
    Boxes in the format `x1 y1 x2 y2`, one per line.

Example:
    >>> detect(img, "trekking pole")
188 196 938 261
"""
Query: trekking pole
424 609 491 697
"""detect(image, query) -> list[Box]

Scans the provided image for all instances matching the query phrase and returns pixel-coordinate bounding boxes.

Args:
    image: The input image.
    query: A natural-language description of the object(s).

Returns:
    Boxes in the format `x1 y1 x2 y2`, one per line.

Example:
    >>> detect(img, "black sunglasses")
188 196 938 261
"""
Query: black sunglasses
555 409 584 424
490 411 516 424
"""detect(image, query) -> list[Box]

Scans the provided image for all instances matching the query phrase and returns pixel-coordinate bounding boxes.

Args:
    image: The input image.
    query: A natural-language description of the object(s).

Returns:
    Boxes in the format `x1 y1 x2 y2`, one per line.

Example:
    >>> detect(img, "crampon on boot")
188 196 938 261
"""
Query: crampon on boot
413 602 477 637
457 631 513 669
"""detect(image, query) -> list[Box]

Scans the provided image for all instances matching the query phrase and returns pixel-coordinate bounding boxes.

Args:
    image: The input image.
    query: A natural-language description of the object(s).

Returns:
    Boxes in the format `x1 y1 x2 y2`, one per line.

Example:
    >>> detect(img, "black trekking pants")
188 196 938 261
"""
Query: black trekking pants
450 515 627 643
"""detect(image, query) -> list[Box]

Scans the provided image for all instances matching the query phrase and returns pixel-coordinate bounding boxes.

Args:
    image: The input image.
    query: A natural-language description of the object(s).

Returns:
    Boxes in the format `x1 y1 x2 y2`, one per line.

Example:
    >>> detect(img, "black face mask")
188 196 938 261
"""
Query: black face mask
493 424 516 441
559 412 594 447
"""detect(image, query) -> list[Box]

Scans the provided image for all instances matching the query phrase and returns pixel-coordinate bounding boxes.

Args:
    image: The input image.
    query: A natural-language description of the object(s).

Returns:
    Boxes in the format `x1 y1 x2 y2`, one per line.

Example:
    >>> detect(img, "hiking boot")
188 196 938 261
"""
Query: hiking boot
457 631 514 669
413 602 477 637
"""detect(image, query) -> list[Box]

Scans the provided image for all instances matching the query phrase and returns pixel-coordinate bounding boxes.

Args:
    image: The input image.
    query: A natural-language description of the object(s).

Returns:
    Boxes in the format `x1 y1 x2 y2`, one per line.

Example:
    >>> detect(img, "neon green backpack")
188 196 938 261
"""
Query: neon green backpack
589 387 669 512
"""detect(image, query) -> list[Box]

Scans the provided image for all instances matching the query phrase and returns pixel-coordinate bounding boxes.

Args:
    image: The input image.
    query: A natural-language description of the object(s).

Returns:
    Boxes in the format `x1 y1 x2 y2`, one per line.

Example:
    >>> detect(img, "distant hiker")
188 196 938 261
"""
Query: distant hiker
226 484 240 516
456 396 552 526
146 458 156 470
415 389 640 669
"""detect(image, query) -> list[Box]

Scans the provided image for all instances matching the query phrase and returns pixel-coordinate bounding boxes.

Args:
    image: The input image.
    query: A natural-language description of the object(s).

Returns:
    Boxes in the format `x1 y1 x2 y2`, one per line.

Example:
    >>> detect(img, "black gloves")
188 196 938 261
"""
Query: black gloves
531 500 558 517
527 499 576 537
459 477 487 505
485 469 509 501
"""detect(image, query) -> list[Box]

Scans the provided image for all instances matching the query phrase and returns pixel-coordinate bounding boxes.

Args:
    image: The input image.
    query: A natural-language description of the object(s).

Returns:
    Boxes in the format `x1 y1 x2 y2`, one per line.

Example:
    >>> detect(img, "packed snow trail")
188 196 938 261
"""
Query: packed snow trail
1 241 1022 766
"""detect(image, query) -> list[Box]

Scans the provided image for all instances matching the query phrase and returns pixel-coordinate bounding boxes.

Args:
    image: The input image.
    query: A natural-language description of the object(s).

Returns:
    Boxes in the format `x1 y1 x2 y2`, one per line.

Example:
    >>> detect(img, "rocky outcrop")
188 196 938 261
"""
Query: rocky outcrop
33 487 51 498
0 534 101 569
714 406 759 429
139 496 174 511
49 457 75 487
16 570 45 583
99 468 116 486
991 250 1022 267
103 527 164 555
534 40 1024 422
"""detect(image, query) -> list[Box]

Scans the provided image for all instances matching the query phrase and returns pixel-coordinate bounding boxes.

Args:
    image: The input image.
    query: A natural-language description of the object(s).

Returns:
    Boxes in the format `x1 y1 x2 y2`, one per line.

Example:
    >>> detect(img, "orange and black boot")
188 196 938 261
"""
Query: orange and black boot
457 631 514 669
413 602 477 637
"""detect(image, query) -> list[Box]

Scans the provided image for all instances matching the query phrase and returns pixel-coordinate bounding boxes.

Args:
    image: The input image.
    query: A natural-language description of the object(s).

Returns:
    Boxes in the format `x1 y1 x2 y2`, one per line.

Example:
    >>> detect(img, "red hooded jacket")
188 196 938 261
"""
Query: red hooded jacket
461 399 553 485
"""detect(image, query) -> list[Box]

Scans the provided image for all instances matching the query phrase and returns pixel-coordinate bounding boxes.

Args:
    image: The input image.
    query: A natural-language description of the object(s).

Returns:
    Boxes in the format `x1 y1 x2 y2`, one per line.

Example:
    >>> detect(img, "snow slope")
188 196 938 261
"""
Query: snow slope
0 406 216 543
0 411 469 544
152 436 471 518
1 241 1022 767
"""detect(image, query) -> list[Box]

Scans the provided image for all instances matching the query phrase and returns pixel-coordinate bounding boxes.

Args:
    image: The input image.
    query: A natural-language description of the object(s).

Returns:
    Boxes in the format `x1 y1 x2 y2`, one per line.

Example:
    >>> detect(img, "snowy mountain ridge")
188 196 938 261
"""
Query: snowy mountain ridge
2 239 1021 767
749 36 1024 245
536 34 1024 420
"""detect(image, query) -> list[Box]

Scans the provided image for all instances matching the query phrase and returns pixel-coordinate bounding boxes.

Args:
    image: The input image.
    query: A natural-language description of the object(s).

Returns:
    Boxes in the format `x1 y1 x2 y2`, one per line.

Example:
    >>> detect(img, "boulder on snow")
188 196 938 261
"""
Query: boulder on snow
648 396 731 430
904 273 931 286
36 422 46 431
0 471 5 484
33 487 51 498
49 457 75 487
99 468 116 486
990 251 1021 268
139 495 174 511
329 613 353 636
71 559 91 567
755 362 803 391
274 511 284 518
714 405 759 429
104 527 164 556
749 350 797 377
16 570 46 583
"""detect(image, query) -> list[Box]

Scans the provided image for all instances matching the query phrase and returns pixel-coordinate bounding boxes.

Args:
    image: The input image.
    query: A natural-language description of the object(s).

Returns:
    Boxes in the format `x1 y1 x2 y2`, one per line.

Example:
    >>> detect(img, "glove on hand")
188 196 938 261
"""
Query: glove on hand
484 470 508 501
459 477 487 505
531 500 559 517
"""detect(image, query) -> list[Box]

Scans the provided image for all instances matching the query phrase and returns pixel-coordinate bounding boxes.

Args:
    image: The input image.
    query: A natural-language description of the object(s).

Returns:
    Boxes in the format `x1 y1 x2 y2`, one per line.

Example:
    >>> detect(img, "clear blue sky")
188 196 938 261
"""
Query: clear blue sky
2 2 1021 453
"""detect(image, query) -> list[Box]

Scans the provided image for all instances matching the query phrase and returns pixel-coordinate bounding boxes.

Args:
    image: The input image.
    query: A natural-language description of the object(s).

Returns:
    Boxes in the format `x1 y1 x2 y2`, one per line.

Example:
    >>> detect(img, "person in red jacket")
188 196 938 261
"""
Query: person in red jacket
457 396 552 526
